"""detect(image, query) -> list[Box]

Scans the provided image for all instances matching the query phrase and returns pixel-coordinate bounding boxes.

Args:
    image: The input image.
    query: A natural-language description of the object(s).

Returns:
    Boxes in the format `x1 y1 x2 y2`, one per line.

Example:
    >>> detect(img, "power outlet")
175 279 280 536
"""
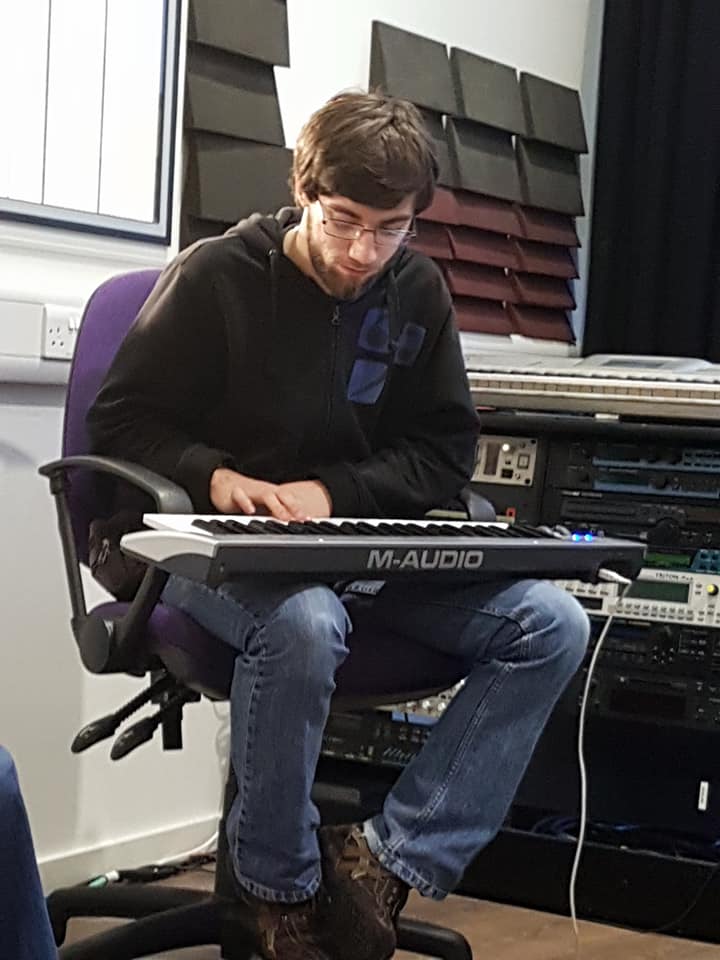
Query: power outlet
42 304 81 361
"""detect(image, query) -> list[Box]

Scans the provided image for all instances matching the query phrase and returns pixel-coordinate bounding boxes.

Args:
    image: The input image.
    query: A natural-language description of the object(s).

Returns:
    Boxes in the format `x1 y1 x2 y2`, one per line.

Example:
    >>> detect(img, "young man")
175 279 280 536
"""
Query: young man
88 91 589 960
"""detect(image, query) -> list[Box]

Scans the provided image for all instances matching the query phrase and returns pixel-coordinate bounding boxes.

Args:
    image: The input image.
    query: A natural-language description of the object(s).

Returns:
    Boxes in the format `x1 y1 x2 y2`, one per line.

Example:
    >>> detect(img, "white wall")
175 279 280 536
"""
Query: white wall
0 0 604 890
277 0 594 146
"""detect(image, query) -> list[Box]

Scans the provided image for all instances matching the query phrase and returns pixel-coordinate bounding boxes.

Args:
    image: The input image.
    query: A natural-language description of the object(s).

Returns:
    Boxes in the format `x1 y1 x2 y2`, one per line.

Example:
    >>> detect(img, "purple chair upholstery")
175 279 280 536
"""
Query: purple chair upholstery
63 269 469 701
64 270 161 565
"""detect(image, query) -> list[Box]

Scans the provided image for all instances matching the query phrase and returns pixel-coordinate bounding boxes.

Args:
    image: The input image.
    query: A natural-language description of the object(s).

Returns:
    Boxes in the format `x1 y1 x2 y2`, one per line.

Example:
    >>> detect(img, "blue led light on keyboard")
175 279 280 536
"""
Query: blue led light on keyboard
571 532 595 542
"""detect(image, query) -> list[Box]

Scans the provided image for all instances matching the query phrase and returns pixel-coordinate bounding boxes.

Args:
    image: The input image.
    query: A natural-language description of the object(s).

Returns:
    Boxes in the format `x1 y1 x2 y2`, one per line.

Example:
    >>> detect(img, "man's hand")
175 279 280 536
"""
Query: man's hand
275 480 333 519
210 467 307 520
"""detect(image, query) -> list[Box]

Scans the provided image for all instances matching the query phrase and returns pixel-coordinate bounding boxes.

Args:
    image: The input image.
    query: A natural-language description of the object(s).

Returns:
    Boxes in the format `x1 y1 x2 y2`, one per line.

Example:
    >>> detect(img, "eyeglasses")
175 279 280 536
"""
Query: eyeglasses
319 202 416 248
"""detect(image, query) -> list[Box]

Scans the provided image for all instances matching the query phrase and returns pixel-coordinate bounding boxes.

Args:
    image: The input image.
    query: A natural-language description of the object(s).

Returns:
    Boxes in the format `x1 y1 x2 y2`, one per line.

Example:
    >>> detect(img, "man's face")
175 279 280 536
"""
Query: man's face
302 194 415 300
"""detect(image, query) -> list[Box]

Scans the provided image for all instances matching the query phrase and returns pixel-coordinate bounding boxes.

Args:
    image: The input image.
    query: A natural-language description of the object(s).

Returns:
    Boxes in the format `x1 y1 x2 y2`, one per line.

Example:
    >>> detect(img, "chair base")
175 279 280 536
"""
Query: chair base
50 884 258 960
50 882 473 959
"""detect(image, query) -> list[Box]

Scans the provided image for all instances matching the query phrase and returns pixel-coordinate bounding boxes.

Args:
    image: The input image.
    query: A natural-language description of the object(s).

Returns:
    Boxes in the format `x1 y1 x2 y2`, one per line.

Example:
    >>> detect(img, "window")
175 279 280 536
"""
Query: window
0 0 180 244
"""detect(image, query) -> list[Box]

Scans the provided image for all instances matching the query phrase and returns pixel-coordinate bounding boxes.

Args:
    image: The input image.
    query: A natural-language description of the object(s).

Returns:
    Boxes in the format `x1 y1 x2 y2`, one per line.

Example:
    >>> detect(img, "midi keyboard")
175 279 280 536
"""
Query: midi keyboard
120 515 645 586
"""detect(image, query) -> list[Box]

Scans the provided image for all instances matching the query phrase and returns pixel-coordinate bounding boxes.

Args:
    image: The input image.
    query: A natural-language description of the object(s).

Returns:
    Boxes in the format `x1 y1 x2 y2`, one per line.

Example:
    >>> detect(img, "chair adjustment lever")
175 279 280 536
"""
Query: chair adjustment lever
71 672 175 753
110 687 197 760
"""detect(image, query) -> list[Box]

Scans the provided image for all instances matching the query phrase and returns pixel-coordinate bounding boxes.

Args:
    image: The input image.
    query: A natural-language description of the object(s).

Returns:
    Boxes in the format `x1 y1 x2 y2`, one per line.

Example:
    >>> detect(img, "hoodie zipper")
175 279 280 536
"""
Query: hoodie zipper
325 305 341 433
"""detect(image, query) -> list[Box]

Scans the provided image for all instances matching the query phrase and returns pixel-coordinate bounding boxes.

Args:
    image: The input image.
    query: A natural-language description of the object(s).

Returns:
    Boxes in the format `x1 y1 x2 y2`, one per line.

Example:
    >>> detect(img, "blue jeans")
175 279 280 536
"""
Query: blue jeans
162 575 589 901
0 747 58 959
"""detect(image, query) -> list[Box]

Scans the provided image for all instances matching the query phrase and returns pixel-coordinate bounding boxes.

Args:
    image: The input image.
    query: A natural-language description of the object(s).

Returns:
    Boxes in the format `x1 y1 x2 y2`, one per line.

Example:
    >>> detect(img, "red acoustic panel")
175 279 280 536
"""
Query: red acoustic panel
444 262 516 302
513 239 578 277
415 184 581 345
453 298 513 335
455 191 521 235
448 226 519 269
511 273 575 309
418 187 461 224
411 220 452 259
508 304 574 342
514 204 579 246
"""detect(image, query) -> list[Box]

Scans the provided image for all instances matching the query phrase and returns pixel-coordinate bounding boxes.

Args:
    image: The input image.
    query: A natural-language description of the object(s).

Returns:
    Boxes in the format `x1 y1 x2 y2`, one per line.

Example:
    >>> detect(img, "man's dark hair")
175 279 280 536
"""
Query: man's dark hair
292 90 438 213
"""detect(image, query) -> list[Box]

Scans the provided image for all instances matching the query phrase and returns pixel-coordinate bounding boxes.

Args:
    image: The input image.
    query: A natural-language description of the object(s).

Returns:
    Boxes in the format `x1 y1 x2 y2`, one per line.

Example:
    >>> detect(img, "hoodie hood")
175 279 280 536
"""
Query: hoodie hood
223 206 300 255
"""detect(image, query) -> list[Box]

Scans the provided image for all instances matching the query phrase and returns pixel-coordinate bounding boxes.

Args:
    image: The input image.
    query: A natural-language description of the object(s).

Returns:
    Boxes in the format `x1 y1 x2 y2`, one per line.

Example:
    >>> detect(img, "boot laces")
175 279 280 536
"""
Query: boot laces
341 827 407 918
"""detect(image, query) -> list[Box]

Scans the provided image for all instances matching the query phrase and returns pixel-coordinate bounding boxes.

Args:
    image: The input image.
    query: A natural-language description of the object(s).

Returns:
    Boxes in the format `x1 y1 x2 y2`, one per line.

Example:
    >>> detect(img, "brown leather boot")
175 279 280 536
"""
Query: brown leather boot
234 888 332 960
215 831 331 959
318 823 410 960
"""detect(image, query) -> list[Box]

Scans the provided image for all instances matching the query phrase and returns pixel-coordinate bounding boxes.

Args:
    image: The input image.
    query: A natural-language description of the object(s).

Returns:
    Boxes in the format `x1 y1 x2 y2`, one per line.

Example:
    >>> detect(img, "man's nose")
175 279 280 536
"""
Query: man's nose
348 230 379 265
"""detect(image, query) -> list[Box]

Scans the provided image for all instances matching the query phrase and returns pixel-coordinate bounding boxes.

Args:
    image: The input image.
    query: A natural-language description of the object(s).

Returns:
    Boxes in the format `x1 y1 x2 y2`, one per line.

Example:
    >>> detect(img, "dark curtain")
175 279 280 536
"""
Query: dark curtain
584 0 720 360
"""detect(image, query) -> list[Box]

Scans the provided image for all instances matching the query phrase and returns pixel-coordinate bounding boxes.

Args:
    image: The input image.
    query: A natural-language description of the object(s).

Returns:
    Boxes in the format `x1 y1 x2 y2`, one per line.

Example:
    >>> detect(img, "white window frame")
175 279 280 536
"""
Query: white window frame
0 0 181 246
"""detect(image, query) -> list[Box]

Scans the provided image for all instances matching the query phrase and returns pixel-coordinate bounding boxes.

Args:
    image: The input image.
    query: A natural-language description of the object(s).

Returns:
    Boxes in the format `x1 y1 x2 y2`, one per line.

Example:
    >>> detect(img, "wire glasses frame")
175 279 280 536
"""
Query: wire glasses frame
318 201 416 248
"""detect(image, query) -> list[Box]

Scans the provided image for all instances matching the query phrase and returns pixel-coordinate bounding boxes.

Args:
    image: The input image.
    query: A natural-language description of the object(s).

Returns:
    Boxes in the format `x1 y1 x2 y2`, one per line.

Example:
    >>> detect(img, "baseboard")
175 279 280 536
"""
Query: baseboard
38 815 220 893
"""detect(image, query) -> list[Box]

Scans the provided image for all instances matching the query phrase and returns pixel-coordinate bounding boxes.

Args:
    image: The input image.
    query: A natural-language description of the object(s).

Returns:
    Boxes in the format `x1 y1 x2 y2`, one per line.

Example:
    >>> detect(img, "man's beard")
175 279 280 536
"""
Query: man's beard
307 228 373 301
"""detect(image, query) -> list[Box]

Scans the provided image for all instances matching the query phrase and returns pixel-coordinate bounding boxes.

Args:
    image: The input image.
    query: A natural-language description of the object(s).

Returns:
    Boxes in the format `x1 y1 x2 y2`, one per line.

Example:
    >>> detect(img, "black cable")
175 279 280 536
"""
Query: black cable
643 861 720 936
85 852 216 887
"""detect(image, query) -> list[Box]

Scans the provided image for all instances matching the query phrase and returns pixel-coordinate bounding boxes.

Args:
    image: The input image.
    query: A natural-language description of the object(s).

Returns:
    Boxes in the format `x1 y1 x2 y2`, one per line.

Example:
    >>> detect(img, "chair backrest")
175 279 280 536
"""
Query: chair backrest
63 269 161 563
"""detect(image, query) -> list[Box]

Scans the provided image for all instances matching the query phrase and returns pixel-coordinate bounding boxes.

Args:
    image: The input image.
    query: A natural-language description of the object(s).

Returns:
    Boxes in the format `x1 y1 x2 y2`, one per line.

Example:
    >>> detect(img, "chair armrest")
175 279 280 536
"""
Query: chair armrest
457 486 496 522
38 455 193 514
38 455 192 674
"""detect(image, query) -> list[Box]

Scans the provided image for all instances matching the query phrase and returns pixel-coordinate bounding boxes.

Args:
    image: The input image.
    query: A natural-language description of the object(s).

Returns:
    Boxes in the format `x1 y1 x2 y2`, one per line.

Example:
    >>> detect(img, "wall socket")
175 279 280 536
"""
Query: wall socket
42 304 81 361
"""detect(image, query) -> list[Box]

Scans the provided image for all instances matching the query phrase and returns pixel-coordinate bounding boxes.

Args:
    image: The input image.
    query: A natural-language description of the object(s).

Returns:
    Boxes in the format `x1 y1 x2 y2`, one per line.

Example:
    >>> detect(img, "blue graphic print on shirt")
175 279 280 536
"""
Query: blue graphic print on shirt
347 358 390 404
357 307 391 353
347 305 427 404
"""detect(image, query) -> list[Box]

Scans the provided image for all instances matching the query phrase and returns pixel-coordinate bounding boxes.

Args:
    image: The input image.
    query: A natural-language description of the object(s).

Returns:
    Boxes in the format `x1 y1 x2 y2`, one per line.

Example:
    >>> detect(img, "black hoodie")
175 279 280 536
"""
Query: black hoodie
87 208 480 517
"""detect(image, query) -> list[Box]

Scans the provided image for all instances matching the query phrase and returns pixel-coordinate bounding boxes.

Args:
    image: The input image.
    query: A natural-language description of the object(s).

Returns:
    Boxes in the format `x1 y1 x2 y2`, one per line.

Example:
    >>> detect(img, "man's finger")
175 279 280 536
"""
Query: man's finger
261 492 296 521
276 490 308 521
230 487 256 515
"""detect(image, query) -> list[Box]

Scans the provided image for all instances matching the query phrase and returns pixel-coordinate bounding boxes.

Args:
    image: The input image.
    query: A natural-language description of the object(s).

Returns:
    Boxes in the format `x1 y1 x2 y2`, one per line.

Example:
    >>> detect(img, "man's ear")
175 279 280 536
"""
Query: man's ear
293 178 311 208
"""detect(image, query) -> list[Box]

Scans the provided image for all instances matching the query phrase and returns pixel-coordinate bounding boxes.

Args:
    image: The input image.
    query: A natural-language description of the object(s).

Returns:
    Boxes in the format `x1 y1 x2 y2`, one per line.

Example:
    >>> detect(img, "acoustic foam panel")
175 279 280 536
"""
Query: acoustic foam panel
447 226 519 269
417 187 461 225
182 216 233 247
517 139 584 215
508 304 573 342
455 193 521 235
446 118 522 202
186 45 284 145
450 48 526 135
189 0 289 66
454 298 513 336
419 188 523 235
444 262 516 302
513 239 578 278
418 109 453 187
514 205 579 246
185 133 292 222
411 220 452 260
369 21 457 115
510 273 575 309
520 73 587 153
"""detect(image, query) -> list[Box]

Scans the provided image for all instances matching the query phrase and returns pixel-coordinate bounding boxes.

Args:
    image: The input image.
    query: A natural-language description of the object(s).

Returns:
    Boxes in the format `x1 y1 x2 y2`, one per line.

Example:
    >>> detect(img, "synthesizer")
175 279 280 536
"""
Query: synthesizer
120 515 645 586
463 350 720 419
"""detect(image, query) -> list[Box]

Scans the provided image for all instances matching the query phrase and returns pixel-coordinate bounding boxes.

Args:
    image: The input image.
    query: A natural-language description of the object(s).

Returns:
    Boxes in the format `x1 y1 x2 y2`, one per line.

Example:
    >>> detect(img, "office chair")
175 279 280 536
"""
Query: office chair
40 268 492 959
